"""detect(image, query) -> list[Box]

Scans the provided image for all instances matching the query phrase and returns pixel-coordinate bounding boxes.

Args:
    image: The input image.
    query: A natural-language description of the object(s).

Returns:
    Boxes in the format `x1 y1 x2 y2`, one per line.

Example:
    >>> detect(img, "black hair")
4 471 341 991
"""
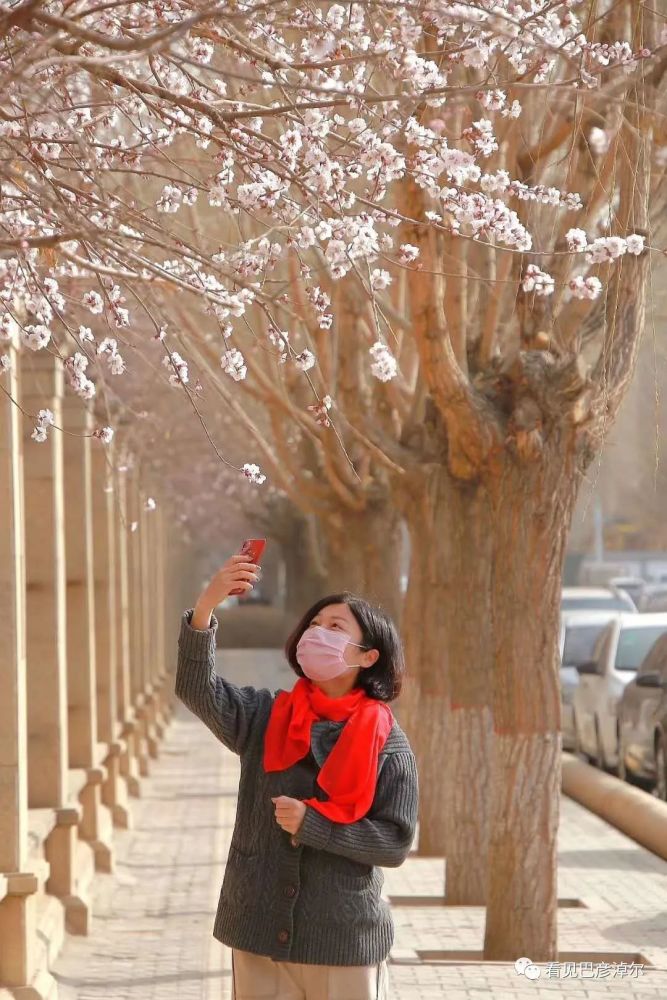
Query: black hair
284 591 404 701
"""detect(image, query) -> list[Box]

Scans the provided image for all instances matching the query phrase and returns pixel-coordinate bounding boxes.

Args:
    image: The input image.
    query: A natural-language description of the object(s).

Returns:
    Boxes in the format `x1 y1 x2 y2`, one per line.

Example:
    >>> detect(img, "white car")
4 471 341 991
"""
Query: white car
562 586 637 613
559 610 621 750
572 613 667 770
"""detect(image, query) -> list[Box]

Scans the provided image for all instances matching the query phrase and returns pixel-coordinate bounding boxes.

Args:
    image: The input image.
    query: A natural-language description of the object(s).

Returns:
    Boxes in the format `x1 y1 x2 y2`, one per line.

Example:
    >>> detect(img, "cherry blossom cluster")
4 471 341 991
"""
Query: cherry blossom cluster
369 342 399 383
64 353 96 401
0 0 661 486
242 463 267 486
31 408 55 444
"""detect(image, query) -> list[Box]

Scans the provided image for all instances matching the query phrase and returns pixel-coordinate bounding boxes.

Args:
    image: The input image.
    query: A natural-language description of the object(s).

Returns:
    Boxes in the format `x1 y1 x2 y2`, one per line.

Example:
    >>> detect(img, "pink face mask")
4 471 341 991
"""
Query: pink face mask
296 625 367 681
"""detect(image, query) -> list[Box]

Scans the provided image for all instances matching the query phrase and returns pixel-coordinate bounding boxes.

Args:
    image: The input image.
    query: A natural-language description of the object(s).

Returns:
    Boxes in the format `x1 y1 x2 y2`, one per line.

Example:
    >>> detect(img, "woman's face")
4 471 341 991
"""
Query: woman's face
307 602 366 666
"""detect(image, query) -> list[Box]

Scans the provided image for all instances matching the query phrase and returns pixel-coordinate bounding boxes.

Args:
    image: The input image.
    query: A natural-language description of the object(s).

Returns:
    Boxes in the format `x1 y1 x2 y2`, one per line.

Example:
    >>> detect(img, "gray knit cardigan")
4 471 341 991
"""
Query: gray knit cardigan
175 608 419 967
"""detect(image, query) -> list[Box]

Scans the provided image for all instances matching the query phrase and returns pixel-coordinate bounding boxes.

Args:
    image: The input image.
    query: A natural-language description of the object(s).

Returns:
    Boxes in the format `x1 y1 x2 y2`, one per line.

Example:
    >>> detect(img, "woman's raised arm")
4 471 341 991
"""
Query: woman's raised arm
174 555 266 756
175 608 270 756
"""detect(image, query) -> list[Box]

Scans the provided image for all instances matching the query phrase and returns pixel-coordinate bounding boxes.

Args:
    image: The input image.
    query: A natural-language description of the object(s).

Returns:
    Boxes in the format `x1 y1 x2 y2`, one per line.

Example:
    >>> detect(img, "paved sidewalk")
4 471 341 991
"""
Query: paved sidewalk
52 650 667 999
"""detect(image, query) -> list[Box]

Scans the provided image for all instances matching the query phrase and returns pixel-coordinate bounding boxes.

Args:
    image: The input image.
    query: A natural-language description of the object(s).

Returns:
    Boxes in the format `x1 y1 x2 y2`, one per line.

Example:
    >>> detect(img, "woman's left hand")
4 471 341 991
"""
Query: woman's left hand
271 795 306 834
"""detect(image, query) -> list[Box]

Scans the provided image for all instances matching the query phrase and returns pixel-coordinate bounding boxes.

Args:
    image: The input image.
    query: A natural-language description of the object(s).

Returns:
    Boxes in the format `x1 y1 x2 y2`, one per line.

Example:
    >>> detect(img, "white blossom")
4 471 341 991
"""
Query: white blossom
566 229 589 252
399 244 420 263
589 127 610 155
92 425 114 444
97 336 126 374
22 324 51 351
294 349 316 372
157 185 183 213
585 236 628 263
370 269 392 291
162 351 189 386
31 408 55 444
242 463 266 485
221 348 247 381
369 341 398 382
522 264 555 296
567 275 603 300
64 352 96 400
625 234 645 255
83 291 104 314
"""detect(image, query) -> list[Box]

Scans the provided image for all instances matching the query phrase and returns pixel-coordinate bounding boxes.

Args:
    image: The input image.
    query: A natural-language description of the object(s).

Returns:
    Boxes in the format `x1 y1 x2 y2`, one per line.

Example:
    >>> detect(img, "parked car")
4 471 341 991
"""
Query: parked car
618 633 667 799
561 586 637 613
638 584 667 613
572 613 667 771
608 576 646 607
559 611 620 750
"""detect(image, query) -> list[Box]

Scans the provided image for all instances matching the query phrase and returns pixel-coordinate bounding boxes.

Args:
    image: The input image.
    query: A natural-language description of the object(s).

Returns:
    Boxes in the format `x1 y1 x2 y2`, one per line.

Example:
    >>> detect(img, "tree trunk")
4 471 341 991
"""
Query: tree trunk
396 465 493 905
280 512 329 618
318 495 404 626
483 445 577 960
396 435 578 935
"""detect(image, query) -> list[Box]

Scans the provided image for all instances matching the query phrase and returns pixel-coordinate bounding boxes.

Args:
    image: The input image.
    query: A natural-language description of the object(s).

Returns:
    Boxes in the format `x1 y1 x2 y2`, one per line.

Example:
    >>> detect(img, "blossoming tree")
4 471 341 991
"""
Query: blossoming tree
2 0 666 959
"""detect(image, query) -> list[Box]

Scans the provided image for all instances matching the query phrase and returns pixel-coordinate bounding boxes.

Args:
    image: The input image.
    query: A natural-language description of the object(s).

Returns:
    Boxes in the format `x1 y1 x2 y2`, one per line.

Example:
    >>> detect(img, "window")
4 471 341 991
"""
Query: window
615 627 667 671
561 597 631 611
636 634 667 679
562 625 608 666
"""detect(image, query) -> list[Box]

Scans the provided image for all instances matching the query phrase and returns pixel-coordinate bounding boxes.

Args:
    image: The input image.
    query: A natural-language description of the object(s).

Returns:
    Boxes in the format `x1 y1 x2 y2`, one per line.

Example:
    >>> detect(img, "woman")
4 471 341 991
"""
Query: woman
176 552 419 1000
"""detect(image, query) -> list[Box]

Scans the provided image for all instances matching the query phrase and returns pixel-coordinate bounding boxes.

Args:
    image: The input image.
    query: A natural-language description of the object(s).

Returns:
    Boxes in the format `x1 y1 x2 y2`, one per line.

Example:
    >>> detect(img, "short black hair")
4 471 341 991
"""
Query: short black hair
284 591 404 701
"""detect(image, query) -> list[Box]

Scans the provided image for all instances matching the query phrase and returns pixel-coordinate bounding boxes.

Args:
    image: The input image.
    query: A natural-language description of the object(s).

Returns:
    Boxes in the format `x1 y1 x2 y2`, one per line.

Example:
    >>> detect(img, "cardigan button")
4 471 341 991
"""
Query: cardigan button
284 885 297 898
277 929 289 943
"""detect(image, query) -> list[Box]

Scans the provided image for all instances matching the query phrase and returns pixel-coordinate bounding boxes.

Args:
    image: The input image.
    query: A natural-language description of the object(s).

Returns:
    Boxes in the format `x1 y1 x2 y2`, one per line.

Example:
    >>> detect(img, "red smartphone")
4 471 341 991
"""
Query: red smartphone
229 538 266 596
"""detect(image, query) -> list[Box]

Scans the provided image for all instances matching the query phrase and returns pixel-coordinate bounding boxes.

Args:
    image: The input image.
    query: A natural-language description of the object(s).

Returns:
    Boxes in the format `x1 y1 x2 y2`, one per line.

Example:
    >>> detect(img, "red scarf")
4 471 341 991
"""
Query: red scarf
263 677 394 823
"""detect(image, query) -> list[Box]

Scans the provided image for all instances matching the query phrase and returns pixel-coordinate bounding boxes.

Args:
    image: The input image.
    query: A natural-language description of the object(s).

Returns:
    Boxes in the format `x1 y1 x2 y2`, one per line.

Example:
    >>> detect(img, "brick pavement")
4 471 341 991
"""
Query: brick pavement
51 650 667 999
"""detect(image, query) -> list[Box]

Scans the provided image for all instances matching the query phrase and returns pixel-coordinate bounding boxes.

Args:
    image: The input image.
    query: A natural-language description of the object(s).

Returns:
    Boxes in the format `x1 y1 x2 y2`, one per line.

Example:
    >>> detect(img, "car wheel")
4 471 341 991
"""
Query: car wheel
656 736 667 802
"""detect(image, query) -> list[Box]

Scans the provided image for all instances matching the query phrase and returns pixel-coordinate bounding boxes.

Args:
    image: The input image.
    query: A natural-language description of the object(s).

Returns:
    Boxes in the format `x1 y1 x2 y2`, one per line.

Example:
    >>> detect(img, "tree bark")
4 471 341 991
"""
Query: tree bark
279 511 329 618
318 493 404 626
483 440 578 960
396 441 579 934
396 464 493 905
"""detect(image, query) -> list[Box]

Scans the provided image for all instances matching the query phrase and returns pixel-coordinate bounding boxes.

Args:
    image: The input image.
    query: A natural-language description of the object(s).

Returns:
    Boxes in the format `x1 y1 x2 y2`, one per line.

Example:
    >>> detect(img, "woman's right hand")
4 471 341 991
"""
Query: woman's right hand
191 554 260 629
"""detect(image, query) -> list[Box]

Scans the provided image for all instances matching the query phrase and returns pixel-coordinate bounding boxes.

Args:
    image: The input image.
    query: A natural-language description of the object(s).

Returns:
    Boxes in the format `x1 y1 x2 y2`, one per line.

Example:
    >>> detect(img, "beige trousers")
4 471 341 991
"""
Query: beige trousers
231 947 390 999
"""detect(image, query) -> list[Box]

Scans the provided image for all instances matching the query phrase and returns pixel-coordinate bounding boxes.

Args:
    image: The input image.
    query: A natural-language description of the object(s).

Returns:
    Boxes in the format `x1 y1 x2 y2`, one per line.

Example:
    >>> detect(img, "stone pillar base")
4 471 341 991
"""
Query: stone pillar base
102 740 132 829
135 695 159 765
132 700 153 778
44 806 94 936
119 721 143 797
79 765 114 874
153 688 167 738
6 968 58 1000
0 873 40 995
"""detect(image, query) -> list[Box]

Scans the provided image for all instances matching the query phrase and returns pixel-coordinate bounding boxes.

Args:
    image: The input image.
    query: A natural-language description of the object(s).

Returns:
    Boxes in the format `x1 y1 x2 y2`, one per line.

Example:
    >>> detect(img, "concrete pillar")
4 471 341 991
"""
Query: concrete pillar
21 352 68 809
62 395 113 873
161 506 179 711
128 466 144 702
114 461 132 723
0 329 51 997
114 458 141 805
125 463 150 778
92 447 130 829
21 350 92 936
153 505 171 728
135 484 160 760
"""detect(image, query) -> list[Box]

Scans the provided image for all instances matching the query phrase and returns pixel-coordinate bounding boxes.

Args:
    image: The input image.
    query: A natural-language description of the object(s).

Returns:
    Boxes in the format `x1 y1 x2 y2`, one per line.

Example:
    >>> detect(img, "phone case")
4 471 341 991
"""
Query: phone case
229 538 266 596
